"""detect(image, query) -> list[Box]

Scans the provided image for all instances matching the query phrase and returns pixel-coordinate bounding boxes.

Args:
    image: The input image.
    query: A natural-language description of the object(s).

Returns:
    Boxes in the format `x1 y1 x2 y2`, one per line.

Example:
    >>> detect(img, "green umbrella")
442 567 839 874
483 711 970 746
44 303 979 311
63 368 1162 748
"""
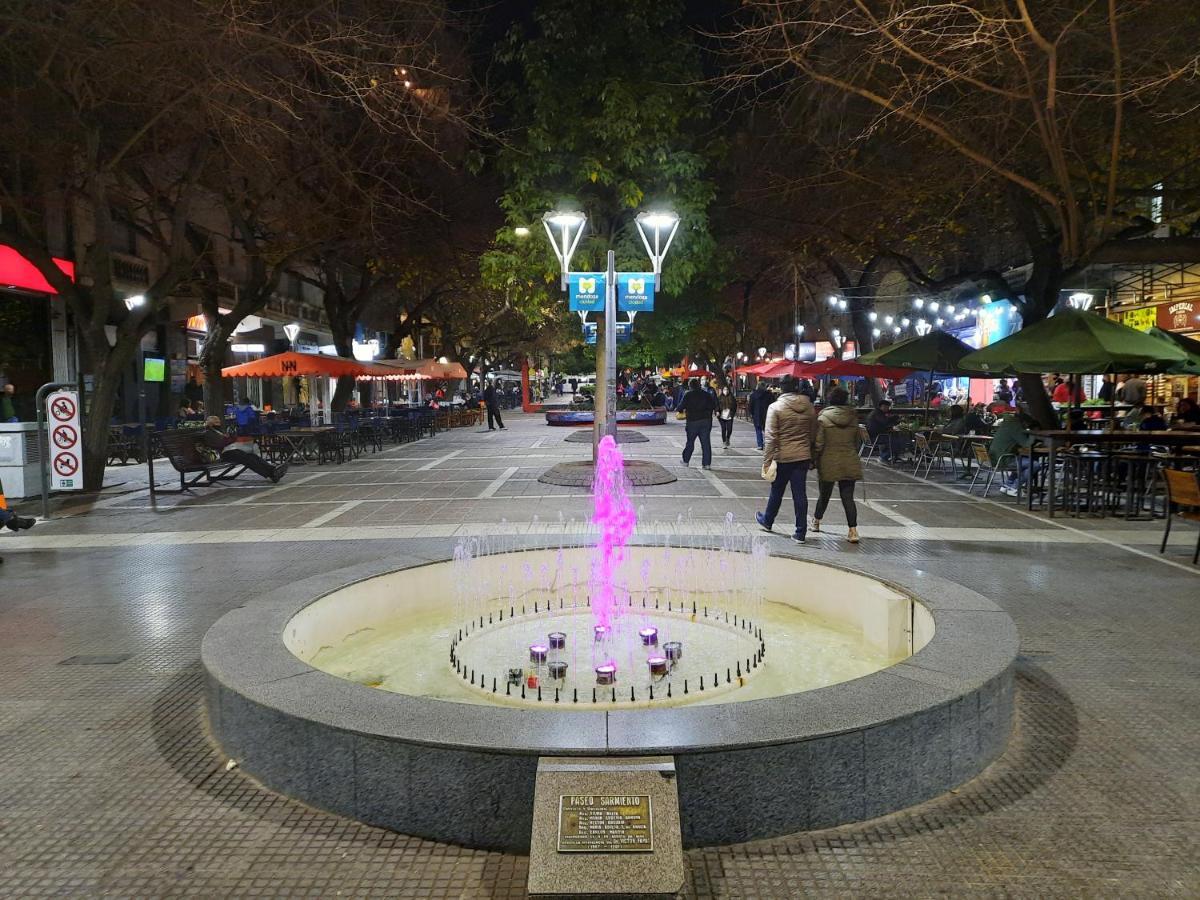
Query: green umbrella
857 330 982 374
957 309 1188 375
858 330 982 422
1147 326 1200 375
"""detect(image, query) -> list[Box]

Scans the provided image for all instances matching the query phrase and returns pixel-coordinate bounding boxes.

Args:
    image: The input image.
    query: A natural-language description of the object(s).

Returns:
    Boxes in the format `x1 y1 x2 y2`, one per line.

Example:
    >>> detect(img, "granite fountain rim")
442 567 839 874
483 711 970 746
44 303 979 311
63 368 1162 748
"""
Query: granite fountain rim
201 539 1018 756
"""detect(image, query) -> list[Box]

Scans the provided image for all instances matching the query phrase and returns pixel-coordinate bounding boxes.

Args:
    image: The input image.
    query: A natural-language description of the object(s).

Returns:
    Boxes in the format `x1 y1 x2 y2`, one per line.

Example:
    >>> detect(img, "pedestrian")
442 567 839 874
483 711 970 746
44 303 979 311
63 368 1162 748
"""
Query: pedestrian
484 382 505 430
717 386 736 449
865 399 902 462
201 417 289 483
1120 373 1147 406
678 377 717 469
811 387 862 544
756 376 817 544
748 382 771 450
234 396 259 436
1 383 17 422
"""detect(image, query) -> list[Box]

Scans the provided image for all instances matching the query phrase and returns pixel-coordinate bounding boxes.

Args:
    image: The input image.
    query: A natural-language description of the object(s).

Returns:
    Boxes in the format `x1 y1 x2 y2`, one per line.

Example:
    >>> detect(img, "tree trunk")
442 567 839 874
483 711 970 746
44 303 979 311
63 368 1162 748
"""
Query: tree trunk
330 330 355 413
199 319 235 414
81 340 137 492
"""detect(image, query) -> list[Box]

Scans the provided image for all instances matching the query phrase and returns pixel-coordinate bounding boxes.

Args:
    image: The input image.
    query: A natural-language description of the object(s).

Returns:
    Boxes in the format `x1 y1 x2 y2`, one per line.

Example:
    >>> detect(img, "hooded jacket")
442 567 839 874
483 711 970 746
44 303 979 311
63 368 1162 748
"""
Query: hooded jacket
763 392 816 465
814 404 864 482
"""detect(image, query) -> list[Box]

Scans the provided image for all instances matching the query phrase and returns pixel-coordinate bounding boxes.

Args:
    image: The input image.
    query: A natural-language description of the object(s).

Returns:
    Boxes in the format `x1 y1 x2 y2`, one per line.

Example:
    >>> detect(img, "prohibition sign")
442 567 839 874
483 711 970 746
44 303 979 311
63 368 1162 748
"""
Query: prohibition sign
53 424 78 449
53 454 79 477
51 396 77 422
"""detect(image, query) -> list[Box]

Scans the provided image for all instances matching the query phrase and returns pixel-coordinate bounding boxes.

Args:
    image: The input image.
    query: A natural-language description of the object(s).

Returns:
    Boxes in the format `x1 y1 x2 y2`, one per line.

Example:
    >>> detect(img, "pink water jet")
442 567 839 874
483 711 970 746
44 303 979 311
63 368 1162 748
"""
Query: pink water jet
590 434 636 633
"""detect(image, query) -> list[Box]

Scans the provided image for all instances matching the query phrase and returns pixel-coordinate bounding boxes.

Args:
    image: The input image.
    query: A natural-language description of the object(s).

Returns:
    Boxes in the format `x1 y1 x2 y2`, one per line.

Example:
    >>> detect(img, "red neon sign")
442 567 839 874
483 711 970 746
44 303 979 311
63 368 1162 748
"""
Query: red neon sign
0 245 76 295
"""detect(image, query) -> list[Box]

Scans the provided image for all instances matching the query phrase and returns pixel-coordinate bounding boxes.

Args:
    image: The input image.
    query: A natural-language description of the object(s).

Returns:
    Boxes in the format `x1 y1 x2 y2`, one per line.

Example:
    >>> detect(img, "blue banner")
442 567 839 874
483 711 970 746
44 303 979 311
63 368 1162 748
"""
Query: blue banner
568 272 605 312
581 321 632 345
617 272 655 312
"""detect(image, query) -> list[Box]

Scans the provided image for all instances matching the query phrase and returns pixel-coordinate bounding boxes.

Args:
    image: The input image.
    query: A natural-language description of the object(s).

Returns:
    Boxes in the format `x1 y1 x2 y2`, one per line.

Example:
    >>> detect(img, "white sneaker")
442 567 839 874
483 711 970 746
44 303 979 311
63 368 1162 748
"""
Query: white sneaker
999 485 1018 496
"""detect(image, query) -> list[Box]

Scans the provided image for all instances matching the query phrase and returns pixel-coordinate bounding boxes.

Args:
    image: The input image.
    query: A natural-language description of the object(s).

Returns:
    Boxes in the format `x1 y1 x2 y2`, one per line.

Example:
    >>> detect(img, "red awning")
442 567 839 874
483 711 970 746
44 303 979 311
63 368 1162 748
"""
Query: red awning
371 358 468 379
734 359 784 376
801 358 916 380
221 351 394 379
756 360 813 379
0 245 75 295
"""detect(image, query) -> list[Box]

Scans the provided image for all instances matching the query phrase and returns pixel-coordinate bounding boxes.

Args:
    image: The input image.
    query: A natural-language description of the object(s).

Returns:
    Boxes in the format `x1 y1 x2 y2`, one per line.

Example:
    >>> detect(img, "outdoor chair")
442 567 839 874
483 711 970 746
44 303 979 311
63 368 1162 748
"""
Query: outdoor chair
1160 468 1200 564
967 443 1013 498
914 433 954 479
858 427 881 461
106 426 137 465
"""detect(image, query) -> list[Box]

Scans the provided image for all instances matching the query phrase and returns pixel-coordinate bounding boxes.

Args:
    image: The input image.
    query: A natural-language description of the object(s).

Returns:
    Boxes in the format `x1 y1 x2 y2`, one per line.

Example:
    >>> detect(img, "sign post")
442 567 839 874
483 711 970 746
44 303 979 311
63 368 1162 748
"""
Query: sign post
36 382 82 519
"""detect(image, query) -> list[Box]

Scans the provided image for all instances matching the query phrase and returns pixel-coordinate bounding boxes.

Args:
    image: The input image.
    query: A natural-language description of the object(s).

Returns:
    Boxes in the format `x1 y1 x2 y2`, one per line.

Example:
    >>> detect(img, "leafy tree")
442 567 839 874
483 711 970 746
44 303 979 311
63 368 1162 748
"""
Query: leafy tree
480 0 719 383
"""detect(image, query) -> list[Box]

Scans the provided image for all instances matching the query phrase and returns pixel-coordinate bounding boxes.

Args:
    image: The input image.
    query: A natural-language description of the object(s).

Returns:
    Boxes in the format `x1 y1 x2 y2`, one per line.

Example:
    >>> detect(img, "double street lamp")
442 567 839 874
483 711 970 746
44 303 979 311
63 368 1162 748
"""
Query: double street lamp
542 207 680 449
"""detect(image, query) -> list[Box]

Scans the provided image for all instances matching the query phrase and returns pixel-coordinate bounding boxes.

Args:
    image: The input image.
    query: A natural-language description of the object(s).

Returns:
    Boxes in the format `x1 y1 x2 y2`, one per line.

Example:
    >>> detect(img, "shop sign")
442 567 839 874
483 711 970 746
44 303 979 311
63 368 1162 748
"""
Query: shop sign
1118 306 1157 332
568 272 605 312
1160 300 1197 331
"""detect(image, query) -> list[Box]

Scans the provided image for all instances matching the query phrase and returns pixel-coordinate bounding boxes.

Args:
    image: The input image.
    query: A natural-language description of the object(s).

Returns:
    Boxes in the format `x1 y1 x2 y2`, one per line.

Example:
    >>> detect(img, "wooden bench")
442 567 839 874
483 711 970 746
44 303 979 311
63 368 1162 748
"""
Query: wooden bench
157 430 246 492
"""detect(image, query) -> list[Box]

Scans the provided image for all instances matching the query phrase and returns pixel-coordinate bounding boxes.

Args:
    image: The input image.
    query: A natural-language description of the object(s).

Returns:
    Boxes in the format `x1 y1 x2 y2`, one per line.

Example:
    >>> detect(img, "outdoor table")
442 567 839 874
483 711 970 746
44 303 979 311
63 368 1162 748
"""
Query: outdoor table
1030 430 1200 518
264 426 334 465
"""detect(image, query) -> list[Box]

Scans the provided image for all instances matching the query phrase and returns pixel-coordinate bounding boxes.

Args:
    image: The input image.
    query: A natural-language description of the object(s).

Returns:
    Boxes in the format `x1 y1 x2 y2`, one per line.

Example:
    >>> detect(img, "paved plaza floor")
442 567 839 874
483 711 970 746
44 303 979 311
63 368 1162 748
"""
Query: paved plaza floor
1 412 1197 897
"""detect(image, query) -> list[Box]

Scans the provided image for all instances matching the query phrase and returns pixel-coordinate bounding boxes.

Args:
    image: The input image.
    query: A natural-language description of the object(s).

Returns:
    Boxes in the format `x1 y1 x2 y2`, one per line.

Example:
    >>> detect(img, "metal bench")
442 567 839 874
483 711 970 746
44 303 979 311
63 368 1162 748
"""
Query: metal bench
157 430 245 492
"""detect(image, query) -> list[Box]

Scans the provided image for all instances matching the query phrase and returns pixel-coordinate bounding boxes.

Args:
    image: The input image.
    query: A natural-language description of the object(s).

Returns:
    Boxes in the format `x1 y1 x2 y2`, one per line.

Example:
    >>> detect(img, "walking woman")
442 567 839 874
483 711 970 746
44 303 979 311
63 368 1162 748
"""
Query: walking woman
811 387 862 543
717 386 736 449
756 376 817 544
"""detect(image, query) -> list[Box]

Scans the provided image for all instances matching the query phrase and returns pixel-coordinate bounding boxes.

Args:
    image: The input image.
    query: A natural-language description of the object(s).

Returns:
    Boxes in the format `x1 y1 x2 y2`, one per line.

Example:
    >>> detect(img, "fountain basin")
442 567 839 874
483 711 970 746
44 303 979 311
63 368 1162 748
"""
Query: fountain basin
203 545 1016 851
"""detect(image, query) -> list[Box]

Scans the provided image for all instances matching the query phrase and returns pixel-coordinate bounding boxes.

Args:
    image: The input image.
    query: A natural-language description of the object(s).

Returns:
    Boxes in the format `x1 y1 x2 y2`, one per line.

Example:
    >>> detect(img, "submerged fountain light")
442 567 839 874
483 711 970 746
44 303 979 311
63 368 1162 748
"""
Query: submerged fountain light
639 626 659 646
548 632 567 650
595 664 617 685
664 641 683 662
647 656 669 678
549 661 568 680
593 624 610 642
529 644 549 664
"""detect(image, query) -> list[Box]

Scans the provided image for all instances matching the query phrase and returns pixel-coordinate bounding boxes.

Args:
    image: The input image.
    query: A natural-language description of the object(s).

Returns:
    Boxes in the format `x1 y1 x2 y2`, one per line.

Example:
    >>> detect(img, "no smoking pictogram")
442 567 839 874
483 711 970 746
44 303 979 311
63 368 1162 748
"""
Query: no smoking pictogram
51 396 77 421
53 454 79 477
52 424 78 449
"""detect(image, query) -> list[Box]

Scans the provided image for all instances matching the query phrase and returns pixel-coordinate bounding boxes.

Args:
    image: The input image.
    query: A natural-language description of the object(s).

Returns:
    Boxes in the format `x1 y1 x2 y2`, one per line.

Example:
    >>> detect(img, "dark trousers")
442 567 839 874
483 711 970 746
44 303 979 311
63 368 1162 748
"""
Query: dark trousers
763 460 810 535
753 421 764 449
221 448 275 480
719 417 733 445
487 404 504 429
682 419 713 466
815 479 858 527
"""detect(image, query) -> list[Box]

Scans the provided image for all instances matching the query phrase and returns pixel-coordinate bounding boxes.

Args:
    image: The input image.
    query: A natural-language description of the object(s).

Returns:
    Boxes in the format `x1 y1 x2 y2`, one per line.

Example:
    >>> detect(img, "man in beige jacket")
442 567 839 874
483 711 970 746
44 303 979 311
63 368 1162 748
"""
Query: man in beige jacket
756 376 817 543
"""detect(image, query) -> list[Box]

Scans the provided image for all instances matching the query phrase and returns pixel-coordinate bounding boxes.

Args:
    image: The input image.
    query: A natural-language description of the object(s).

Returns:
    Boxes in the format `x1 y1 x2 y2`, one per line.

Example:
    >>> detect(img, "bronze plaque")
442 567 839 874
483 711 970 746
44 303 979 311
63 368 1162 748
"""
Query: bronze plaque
556 795 653 853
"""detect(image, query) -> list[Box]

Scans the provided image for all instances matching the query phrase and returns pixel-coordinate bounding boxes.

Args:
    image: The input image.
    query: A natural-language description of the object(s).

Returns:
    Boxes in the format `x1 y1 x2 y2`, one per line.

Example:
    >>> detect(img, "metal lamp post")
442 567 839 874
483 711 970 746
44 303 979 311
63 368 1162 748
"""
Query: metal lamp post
542 208 680 454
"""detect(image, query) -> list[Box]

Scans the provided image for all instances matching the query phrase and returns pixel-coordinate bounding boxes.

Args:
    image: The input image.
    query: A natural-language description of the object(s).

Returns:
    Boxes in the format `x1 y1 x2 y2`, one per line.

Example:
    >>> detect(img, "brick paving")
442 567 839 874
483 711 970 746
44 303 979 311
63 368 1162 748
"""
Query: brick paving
1 411 1197 897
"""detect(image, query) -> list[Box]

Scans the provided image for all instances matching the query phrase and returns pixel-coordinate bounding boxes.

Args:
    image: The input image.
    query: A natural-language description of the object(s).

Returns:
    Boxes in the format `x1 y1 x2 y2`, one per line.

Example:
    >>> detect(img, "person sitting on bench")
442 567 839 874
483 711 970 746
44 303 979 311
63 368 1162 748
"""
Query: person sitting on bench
202 417 289 483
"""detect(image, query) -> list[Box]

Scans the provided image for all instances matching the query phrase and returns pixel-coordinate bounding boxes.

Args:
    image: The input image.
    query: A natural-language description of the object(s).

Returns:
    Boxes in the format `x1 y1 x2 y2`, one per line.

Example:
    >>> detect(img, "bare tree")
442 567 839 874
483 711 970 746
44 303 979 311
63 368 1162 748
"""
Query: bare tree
0 0 471 488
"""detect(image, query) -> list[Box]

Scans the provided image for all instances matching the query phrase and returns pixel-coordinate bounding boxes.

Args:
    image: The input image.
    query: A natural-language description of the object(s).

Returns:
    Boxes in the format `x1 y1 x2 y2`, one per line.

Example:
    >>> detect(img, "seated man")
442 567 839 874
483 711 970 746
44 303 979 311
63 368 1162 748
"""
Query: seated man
989 410 1037 496
1173 397 1200 430
865 400 903 461
964 402 992 435
201 417 288 483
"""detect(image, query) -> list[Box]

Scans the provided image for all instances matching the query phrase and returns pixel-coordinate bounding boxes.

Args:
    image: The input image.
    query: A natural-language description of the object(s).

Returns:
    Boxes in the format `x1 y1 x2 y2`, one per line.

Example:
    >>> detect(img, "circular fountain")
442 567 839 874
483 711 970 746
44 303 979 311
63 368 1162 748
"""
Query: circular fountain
203 438 1017 851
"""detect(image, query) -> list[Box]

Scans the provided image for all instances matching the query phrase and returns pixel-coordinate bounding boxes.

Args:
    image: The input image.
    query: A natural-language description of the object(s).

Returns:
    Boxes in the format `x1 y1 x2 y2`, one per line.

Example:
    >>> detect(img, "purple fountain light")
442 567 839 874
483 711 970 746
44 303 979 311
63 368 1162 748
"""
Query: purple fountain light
589 435 636 633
